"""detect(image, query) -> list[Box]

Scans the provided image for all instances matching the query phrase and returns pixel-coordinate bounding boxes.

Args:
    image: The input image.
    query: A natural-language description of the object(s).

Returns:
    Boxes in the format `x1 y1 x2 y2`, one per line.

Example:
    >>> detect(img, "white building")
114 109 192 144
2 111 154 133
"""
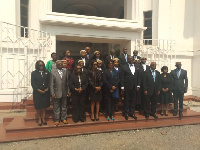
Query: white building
0 0 199 103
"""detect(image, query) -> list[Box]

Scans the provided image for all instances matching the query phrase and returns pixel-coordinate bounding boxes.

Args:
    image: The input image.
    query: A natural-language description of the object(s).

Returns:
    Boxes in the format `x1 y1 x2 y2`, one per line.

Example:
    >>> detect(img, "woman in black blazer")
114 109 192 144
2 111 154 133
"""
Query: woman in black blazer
31 60 50 126
88 60 103 121
160 66 173 116
69 65 88 123
103 60 119 121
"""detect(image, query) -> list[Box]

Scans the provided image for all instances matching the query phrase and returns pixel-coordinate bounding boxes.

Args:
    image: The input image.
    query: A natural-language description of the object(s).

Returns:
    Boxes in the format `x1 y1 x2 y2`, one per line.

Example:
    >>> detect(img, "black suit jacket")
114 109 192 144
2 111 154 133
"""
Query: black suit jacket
118 53 127 66
31 70 49 91
76 57 90 69
143 69 161 95
69 73 88 95
170 69 188 91
86 53 94 60
103 69 119 91
105 54 117 66
120 64 140 90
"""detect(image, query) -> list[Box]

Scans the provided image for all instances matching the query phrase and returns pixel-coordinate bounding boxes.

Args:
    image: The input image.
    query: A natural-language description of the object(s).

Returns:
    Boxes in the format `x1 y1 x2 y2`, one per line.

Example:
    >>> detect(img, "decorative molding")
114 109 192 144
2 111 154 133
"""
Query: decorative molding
40 12 146 32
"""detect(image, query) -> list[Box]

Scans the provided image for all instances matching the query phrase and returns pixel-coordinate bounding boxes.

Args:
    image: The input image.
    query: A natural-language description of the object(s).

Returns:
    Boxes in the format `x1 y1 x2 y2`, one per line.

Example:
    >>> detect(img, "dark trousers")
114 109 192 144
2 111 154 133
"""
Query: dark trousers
124 89 136 116
106 93 115 117
72 93 86 122
144 92 158 115
52 97 67 122
173 90 184 112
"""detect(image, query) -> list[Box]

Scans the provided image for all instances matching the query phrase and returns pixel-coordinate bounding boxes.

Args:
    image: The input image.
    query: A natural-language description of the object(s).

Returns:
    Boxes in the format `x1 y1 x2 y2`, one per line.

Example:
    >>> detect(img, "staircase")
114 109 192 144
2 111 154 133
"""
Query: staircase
0 96 200 143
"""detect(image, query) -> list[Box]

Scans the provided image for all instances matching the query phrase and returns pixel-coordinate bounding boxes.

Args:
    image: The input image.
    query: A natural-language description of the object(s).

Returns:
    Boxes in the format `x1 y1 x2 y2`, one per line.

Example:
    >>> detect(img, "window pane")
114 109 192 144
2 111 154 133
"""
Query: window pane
144 28 152 37
144 19 152 27
21 17 28 27
20 0 28 5
144 11 152 18
21 6 28 17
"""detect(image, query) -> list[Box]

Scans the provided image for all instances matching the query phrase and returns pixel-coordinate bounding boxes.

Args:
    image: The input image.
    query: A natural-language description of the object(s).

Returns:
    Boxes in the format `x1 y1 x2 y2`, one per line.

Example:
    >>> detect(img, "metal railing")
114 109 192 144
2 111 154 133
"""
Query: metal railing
0 21 51 110
135 39 176 71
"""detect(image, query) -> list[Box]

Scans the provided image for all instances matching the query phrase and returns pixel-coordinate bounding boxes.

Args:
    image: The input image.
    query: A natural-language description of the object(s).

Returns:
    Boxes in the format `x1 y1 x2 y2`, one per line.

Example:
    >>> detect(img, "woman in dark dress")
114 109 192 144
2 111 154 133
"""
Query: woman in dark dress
113 58 122 112
160 66 173 116
69 65 88 123
103 60 119 121
31 60 50 126
88 60 103 121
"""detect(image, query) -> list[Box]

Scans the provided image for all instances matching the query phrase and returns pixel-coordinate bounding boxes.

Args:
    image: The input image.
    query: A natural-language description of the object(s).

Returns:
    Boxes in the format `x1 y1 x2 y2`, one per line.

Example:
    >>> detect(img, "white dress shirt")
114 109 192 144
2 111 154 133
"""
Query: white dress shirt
58 69 63 79
142 64 146 71
129 63 135 75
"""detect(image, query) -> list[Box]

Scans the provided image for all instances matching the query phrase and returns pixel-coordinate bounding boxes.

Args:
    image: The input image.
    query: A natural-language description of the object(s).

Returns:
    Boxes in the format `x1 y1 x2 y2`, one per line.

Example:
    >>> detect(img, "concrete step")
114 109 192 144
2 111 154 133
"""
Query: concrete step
0 109 200 143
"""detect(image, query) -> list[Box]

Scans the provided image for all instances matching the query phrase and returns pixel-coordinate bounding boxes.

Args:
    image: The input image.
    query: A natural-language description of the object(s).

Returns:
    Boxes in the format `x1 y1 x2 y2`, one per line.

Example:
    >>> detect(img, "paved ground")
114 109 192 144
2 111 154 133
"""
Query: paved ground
0 101 200 150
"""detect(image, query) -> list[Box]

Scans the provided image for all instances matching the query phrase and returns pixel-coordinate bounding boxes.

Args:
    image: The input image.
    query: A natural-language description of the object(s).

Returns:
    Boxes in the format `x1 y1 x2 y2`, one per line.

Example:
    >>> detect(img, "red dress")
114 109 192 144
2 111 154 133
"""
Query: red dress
63 57 74 70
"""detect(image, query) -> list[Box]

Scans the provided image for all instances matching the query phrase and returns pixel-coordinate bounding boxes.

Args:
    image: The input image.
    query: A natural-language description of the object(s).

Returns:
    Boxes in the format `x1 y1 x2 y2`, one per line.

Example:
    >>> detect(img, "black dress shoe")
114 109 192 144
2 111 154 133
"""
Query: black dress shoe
150 114 158 118
173 112 177 116
129 114 137 120
80 119 85 122
145 114 149 119
38 122 42 126
179 112 183 118
96 118 99 121
125 115 129 120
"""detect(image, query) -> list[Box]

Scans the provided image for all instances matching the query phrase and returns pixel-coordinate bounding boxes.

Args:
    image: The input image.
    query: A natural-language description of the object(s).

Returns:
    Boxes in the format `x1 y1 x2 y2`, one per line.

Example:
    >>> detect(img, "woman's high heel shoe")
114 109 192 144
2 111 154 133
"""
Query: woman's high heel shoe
107 117 110 121
41 120 47 125
96 118 99 121
91 118 95 121
112 117 115 121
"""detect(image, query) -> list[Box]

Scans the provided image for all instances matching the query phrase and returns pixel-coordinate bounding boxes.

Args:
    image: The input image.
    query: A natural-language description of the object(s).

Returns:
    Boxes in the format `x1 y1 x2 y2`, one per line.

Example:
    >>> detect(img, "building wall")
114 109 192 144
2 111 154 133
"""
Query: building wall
0 0 200 102
192 0 200 97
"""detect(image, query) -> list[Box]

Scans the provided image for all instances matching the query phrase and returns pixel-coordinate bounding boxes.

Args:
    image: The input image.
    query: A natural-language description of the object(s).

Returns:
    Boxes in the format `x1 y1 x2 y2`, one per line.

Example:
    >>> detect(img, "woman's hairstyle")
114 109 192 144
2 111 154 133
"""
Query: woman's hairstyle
35 60 46 71
112 58 119 62
107 59 114 66
93 50 102 59
74 64 82 75
80 50 86 54
89 60 98 70
161 66 168 72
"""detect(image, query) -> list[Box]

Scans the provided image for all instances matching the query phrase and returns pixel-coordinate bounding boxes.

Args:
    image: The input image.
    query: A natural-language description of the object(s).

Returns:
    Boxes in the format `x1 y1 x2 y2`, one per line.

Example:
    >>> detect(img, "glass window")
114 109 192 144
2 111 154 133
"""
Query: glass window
20 0 29 37
143 11 152 45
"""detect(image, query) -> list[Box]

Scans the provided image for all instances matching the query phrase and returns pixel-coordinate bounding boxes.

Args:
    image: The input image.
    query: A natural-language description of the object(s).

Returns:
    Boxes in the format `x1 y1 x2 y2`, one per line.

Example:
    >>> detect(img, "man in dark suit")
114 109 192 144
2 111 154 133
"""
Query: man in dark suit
120 55 140 120
170 62 188 118
105 49 117 66
140 57 150 72
133 50 141 61
119 47 128 66
50 60 69 126
85 46 93 60
76 50 90 69
143 62 161 119
139 57 150 111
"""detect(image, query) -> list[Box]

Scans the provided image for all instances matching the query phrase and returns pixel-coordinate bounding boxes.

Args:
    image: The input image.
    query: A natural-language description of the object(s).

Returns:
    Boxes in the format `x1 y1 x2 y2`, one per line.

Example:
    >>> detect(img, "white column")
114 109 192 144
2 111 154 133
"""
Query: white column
120 40 136 56
124 0 138 20
39 0 52 19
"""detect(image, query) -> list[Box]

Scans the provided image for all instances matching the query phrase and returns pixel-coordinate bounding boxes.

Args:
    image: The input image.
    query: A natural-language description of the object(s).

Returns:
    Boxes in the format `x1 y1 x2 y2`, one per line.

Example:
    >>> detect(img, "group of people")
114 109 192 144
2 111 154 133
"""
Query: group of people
31 46 188 126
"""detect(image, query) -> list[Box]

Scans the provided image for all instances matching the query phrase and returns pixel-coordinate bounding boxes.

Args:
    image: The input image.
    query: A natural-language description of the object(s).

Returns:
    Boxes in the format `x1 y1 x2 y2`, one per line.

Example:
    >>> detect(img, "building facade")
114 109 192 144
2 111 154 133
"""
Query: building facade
0 0 199 102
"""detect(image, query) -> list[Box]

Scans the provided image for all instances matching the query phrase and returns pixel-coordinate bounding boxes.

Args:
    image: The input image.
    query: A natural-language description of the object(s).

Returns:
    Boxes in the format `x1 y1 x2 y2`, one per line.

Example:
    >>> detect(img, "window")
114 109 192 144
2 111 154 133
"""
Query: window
143 11 152 45
20 0 29 37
